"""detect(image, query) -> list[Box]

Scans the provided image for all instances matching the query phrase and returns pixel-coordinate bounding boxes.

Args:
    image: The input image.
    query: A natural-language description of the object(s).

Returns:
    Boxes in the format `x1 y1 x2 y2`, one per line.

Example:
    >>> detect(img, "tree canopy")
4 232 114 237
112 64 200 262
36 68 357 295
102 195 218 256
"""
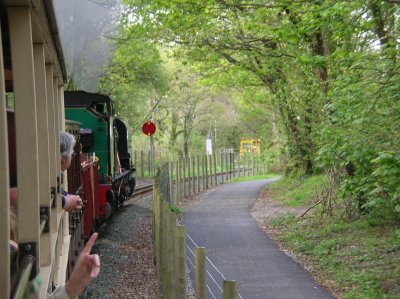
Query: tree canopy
116 0 399 220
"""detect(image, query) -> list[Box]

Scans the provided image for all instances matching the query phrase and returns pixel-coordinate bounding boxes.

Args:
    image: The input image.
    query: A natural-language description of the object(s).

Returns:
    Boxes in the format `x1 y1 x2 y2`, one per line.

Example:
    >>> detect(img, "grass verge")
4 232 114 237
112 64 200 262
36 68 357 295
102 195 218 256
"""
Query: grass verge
230 173 279 183
265 176 400 299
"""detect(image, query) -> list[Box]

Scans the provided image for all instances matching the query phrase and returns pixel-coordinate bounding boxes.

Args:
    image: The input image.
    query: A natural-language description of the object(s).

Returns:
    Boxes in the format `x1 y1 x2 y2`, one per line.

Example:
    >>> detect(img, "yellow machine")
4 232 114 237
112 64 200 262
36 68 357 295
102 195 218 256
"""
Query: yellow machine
239 138 261 156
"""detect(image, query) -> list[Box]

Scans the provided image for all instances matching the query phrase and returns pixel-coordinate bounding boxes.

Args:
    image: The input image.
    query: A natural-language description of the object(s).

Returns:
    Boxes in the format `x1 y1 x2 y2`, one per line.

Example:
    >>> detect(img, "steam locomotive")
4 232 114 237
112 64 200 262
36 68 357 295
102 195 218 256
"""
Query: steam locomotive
64 90 136 220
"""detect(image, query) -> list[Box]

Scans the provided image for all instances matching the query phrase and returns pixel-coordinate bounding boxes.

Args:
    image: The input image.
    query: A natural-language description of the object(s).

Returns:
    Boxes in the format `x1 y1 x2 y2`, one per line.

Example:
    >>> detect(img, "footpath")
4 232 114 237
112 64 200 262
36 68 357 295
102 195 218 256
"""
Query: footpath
183 178 335 299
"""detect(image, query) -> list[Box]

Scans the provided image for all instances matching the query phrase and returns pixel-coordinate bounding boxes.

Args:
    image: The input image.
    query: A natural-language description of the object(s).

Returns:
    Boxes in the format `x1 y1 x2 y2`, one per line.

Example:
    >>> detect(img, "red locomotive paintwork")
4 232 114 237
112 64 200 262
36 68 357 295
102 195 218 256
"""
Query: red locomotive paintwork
81 160 100 240
98 184 112 218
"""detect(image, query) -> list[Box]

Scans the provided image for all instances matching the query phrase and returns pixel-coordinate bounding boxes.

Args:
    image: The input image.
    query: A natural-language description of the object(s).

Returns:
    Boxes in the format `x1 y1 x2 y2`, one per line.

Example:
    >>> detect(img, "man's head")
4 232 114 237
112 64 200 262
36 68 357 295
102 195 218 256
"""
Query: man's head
60 131 76 171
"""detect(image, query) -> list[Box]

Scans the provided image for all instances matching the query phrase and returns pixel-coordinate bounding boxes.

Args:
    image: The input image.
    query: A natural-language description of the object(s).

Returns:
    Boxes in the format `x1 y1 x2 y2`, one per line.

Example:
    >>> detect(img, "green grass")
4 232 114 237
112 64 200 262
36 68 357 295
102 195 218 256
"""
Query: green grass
267 175 400 299
230 173 280 183
168 203 183 214
268 175 326 207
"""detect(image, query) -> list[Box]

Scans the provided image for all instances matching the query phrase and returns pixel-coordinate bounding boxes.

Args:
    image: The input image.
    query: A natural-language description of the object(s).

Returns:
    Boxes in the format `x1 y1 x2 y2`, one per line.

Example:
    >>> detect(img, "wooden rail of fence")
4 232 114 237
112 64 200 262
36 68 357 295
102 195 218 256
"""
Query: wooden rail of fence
135 150 269 180
171 153 267 204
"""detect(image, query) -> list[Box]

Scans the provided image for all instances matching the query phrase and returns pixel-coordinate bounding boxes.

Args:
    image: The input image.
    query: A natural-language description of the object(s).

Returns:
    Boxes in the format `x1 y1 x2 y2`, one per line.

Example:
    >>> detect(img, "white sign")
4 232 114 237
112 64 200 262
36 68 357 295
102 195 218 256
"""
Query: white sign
206 138 212 155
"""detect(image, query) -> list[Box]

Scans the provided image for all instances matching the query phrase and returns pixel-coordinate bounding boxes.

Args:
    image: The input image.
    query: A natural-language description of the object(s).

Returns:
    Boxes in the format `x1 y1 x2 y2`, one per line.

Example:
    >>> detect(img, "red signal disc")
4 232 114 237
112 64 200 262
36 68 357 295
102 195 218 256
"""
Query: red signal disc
142 121 156 136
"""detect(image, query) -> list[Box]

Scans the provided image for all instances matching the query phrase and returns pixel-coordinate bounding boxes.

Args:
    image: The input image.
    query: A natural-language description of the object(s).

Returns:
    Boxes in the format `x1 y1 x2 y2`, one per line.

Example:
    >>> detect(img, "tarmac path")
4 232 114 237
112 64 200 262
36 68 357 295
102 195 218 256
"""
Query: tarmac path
183 178 335 299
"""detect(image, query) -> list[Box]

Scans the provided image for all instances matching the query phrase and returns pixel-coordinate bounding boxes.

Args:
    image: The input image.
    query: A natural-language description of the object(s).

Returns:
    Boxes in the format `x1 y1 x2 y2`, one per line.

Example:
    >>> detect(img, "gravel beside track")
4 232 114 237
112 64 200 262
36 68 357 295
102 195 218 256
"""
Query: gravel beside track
86 192 158 299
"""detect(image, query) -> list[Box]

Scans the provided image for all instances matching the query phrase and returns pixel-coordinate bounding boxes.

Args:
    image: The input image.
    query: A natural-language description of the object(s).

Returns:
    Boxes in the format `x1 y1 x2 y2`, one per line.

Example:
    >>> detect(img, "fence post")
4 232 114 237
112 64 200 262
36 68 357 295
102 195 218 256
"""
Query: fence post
230 153 233 178
205 155 209 189
192 156 196 194
211 153 214 186
213 151 217 185
188 156 191 198
202 155 205 191
175 225 187 299
177 159 181 203
238 154 244 176
161 201 167 296
197 155 201 193
178 159 185 202
195 247 206 299
154 189 163 297
148 150 152 177
141 149 144 178
238 154 240 177
232 153 236 178
167 211 176 299
183 157 187 198
169 162 173 203
223 280 237 299
225 154 229 181
221 151 224 184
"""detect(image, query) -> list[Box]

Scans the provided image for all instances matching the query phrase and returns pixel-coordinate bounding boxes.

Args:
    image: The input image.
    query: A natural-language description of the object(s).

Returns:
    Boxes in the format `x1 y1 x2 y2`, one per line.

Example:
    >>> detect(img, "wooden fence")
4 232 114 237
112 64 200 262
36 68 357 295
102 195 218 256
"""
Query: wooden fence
153 163 240 298
135 149 269 181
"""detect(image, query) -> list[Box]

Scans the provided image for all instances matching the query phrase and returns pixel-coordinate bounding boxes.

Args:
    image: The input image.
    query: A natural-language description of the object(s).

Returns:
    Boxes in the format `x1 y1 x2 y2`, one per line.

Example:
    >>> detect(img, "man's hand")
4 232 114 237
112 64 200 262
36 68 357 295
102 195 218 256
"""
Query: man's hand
64 194 83 212
65 233 100 298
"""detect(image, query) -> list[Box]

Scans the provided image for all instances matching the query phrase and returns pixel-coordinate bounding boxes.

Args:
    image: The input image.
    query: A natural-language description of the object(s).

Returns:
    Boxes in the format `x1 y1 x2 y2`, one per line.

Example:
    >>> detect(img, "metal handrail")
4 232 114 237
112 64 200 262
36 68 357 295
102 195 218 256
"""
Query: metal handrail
11 255 35 299
11 216 47 298
40 218 47 235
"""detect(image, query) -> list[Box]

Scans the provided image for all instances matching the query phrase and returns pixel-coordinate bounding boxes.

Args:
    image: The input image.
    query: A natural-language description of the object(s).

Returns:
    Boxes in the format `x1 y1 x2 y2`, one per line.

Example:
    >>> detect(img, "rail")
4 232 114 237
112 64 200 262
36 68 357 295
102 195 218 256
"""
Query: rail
11 211 50 299
132 183 153 197
11 255 35 299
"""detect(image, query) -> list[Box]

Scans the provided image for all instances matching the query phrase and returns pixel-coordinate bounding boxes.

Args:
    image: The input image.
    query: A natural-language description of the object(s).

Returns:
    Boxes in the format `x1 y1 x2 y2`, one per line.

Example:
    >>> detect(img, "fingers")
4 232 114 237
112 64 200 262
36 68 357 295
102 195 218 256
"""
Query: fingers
90 254 100 278
75 196 83 210
81 253 100 278
66 195 83 212
82 233 98 254
91 266 100 278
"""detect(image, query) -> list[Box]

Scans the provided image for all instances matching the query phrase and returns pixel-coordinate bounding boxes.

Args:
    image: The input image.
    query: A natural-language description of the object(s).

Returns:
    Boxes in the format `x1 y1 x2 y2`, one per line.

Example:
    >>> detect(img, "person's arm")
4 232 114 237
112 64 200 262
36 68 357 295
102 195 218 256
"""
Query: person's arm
64 233 100 298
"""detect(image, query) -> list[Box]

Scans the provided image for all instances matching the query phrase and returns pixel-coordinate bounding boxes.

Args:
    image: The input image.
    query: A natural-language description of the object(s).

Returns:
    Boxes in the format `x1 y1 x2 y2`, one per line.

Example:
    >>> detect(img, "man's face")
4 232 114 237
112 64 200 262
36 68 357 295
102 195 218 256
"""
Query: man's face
61 154 72 171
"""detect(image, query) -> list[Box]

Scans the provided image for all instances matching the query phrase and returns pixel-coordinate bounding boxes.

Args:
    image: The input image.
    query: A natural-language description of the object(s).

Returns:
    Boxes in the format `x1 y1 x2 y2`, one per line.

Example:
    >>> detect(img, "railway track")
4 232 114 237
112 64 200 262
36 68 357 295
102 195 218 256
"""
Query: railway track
132 183 154 197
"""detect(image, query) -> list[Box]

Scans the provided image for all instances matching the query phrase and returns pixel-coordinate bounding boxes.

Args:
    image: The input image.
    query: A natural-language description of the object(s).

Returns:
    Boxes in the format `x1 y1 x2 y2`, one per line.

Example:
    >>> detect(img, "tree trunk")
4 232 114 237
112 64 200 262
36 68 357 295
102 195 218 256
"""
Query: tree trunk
369 1 397 65
169 111 179 149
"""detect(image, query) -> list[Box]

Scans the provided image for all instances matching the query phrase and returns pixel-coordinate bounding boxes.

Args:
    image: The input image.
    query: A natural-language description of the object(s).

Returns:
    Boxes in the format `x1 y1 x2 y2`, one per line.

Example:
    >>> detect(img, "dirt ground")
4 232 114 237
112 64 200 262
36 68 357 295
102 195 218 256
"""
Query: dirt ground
251 187 305 227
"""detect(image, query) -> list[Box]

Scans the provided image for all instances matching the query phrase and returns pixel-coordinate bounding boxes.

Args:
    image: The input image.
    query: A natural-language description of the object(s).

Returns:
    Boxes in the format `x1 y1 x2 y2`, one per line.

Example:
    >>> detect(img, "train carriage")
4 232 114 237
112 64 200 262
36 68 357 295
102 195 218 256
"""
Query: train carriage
0 0 70 298
0 1 135 298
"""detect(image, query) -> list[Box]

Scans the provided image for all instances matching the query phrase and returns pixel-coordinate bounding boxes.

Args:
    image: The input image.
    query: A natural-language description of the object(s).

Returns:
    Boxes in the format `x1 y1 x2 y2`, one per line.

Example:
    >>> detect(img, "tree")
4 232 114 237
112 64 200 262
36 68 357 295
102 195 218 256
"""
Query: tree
157 57 235 157
98 25 168 133
123 0 400 220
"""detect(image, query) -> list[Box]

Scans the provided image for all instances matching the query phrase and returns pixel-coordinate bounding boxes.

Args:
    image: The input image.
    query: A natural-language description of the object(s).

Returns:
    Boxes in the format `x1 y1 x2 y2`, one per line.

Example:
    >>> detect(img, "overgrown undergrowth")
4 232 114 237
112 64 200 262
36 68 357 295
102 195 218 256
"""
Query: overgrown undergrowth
266 176 400 299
